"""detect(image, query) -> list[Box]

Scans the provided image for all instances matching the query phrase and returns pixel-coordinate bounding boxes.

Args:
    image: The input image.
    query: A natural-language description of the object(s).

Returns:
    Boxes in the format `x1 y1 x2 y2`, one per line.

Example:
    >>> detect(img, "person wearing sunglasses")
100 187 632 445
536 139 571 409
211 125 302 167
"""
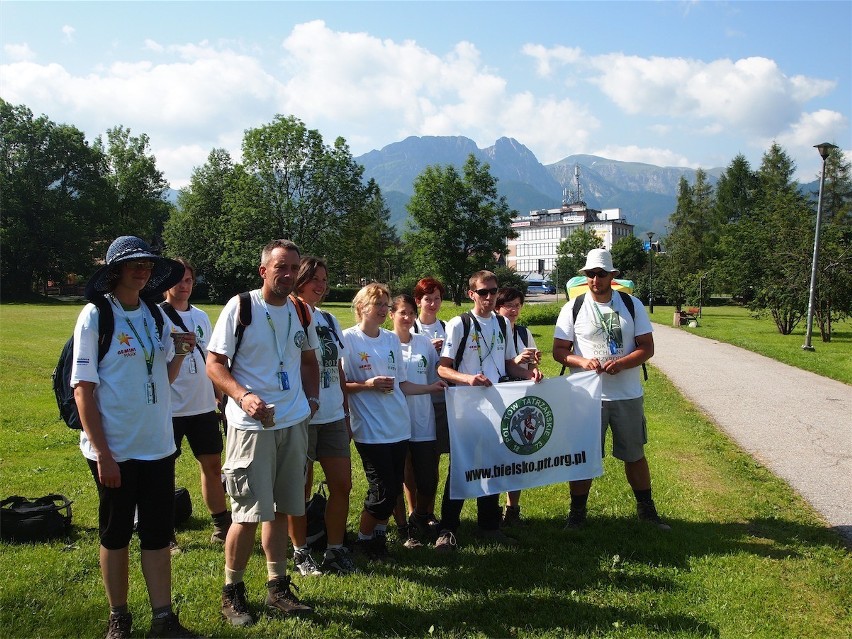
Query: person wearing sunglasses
435 270 543 552
552 248 669 531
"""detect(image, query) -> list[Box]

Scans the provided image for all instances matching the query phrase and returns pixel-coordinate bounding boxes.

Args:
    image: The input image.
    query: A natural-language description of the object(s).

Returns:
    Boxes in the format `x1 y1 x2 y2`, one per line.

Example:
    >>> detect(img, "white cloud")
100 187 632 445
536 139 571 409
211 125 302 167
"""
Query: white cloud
521 43 582 77
594 144 696 169
62 25 75 44
3 43 35 62
144 39 164 53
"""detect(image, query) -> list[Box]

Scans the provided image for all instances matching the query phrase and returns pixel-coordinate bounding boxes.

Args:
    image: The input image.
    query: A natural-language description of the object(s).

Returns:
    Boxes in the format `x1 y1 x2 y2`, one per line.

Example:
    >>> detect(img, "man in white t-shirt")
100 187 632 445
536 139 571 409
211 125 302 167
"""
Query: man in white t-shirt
435 270 543 551
552 248 669 531
207 239 320 625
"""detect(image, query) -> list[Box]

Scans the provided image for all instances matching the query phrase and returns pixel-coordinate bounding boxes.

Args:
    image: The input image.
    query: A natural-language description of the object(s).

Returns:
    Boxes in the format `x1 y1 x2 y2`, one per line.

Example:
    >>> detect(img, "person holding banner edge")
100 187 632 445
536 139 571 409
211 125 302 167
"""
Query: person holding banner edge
552 248 669 531
436 270 543 551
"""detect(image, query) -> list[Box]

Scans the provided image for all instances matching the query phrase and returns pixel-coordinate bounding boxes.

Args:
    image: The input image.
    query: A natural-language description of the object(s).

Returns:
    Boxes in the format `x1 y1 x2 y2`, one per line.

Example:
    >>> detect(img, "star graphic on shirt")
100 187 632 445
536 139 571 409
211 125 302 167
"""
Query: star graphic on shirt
359 352 370 362
117 332 133 346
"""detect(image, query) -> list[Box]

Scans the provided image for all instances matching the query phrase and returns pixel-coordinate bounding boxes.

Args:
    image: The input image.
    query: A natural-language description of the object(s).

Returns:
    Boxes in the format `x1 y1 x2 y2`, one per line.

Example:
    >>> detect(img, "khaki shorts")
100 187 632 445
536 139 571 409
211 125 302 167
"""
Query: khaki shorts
223 420 309 523
308 418 351 460
601 397 647 463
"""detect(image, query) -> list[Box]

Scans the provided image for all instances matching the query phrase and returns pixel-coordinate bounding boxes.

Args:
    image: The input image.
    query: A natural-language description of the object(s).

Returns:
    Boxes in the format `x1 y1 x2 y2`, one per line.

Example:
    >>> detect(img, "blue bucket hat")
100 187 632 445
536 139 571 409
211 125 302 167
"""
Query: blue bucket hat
84 236 184 300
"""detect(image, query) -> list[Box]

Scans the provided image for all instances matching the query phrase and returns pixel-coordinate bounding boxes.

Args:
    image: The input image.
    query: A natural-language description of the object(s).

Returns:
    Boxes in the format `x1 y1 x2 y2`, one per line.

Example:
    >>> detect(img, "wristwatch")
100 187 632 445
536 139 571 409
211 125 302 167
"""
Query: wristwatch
307 396 320 408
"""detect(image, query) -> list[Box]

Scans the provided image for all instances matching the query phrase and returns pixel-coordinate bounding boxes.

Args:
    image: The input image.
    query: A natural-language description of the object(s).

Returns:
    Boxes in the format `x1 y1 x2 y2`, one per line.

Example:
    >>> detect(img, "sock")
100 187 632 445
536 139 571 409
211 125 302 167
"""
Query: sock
570 493 589 510
110 604 129 616
151 605 172 620
224 567 245 586
358 532 374 541
266 561 288 580
375 524 387 534
293 544 309 556
326 543 343 551
633 488 653 504
212 510 231 525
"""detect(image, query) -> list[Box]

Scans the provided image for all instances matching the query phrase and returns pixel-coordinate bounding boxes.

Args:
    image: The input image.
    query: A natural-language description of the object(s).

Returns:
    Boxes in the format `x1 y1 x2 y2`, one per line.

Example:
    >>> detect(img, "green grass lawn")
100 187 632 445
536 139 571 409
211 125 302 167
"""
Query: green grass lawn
649 304 852 385
1 302 850 638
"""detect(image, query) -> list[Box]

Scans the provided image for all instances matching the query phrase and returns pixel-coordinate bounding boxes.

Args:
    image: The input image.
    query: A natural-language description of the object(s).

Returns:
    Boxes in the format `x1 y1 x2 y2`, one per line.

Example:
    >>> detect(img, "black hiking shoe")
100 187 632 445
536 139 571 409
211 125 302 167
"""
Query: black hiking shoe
501 505 526 527
105 612 132 639
149 611 199 638
563 507 587 530
637 500 671 531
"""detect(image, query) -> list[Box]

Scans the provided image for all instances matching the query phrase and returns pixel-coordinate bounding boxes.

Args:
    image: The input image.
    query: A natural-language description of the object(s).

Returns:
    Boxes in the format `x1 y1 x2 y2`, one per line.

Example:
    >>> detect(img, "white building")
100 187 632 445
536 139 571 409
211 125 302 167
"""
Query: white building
507 202 634 274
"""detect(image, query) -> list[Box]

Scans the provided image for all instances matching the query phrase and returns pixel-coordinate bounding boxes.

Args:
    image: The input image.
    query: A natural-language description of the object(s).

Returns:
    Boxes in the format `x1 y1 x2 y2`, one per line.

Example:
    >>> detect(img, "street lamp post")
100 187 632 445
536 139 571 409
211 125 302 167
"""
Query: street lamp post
802 142 838 351
646 231 655 314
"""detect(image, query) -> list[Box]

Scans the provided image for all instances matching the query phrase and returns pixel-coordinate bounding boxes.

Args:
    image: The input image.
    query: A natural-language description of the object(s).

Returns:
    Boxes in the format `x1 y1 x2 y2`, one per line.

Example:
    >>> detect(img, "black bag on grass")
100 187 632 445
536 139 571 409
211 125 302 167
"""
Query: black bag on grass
305 482 327 552
1 494 73 542
174 487 192 528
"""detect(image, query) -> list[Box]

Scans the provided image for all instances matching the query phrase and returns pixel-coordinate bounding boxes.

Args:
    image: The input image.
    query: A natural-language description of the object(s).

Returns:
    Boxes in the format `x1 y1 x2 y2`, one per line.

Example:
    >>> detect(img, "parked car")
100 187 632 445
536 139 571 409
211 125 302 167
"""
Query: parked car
525 282 546 295
543 281 556 294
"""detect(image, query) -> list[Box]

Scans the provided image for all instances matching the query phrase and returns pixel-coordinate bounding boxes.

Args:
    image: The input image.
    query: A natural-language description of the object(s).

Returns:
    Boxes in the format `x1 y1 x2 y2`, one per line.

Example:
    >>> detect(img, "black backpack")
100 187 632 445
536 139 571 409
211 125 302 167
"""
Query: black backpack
413 318 446 335
229 292 312 369
1 494 73 542
158 301 205 358
52 296 165 430
559 291 648 380
453 312 508 371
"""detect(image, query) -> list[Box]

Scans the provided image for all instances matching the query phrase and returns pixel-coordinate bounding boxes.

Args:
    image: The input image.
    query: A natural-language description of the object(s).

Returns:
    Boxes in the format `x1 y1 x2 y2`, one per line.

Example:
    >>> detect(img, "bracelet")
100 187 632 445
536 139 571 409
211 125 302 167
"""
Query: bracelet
307 396 320 407
343 412 350 418
238 391 254 409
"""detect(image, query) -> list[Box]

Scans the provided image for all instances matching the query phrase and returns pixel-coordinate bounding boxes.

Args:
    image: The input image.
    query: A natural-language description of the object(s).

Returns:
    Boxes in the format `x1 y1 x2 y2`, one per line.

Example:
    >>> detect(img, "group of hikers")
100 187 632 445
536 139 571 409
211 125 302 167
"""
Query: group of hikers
70 235 666 638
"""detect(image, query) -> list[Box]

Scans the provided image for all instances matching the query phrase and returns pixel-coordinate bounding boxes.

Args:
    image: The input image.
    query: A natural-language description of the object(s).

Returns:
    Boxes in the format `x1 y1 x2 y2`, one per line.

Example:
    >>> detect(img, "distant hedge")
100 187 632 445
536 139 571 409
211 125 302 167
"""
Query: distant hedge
326 287 359 303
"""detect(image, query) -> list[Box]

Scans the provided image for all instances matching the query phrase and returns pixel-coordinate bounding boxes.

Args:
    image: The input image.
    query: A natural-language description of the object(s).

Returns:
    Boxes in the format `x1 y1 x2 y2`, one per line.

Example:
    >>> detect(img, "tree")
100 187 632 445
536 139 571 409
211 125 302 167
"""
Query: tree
610 234 647 279
747 143 813 334
812 146 852 341
404 154 516 304
0 99 109 298
714 155 759 301
95 126 172 245
552 228 603 289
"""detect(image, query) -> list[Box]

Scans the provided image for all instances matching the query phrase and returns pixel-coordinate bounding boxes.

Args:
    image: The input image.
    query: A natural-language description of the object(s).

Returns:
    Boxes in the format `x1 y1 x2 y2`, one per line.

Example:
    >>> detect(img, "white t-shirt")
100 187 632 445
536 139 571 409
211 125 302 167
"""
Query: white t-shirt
168 306 217 417
554 293 652 401
413 318 446 405
441 312 517 383
311 306 346 425
341 326 410 444
400 333 440 442
414 318 446 341
510 321 538 371
207 290 319 431
71 298 178 463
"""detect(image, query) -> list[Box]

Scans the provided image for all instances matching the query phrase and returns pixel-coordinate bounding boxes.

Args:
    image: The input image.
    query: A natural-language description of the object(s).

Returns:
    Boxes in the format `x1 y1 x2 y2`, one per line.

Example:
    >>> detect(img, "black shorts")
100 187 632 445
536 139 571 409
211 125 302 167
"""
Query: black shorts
173 411 223 458
408 440 439 499
354 440 408 521
87 455 175 551
433 401 450 455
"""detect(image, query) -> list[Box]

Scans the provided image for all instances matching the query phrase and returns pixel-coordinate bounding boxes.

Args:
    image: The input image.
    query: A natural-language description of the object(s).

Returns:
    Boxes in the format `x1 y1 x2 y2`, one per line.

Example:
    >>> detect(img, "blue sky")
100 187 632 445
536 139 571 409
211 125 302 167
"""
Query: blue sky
2 1 849 188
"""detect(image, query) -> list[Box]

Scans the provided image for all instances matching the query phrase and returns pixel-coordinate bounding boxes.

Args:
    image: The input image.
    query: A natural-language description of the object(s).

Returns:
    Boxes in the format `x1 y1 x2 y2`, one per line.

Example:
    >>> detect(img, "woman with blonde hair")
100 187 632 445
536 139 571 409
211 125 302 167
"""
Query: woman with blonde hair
341 284 446 562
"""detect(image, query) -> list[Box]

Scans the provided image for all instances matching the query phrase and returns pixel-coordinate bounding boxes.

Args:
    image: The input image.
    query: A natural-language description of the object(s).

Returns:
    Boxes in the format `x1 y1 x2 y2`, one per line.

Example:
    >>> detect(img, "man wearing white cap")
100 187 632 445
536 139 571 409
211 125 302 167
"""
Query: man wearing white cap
552 248 669 531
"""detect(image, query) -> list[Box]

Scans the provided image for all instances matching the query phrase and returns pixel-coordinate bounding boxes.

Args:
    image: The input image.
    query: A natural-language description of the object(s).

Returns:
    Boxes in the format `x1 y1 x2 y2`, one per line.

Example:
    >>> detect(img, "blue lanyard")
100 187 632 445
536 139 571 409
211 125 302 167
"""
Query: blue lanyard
110 296 156 377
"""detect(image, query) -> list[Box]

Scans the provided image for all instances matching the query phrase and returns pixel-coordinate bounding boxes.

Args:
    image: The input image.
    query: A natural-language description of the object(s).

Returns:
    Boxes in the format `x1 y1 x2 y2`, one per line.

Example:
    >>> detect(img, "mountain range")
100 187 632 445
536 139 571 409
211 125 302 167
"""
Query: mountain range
355 135 727 235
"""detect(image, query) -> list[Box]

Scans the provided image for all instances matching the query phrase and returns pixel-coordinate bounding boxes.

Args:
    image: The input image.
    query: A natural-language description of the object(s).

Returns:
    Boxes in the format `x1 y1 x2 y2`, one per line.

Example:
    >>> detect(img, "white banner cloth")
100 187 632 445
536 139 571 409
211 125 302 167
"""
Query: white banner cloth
445 373 603 499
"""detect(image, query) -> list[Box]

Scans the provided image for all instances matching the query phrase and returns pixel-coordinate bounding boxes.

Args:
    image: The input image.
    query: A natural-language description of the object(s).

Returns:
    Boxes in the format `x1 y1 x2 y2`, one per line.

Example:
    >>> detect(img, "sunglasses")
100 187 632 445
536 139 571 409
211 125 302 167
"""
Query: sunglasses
474 287 499 297
585 270 610 279
126 260 154 270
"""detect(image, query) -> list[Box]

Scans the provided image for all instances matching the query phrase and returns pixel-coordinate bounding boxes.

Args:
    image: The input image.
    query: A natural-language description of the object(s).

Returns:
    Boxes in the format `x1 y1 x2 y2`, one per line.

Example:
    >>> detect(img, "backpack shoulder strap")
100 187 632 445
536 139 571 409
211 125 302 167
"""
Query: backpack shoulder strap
319 309 343 348
232 292 253 369
141 298 165 339
514 324 530 351
495 314 508 347
412 320 420 333
289 294 312 331
92 296 114 363
159 301 204 357
453 312 473 371
572 293 585 325
440 319 446 330
617 290 636 320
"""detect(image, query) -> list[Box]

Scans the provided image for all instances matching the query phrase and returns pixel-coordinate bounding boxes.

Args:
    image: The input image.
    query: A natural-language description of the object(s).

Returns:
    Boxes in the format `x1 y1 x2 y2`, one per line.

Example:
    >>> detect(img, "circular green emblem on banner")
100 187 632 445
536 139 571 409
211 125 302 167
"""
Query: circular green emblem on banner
501 396 554 455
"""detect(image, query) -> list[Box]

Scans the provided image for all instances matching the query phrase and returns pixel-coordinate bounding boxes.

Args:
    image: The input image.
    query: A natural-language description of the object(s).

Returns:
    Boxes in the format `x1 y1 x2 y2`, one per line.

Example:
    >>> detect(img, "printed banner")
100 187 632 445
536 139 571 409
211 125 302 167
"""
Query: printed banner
445 373 603 499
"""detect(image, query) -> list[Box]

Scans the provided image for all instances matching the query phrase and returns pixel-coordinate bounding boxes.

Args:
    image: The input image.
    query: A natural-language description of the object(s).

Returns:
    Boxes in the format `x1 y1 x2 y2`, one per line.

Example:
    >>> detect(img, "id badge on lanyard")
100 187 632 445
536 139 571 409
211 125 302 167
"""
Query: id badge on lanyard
278 369 290 391
146 378 157 404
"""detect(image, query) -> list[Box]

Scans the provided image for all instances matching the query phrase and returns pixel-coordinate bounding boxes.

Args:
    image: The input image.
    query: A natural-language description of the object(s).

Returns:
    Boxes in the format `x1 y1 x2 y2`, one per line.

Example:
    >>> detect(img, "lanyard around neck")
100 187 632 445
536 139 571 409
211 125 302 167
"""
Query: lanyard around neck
258 293 292 368
110 296 155 377
469 313 497 371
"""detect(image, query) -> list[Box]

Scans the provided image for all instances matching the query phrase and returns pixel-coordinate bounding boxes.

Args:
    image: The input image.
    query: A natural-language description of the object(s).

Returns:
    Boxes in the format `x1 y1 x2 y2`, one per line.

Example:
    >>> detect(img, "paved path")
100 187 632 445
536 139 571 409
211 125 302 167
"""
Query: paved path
649 322 852 543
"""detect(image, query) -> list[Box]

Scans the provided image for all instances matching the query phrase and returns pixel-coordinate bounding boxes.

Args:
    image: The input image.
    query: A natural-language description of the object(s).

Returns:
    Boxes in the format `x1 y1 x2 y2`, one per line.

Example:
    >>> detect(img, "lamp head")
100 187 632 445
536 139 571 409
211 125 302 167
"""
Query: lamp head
815 142 838 161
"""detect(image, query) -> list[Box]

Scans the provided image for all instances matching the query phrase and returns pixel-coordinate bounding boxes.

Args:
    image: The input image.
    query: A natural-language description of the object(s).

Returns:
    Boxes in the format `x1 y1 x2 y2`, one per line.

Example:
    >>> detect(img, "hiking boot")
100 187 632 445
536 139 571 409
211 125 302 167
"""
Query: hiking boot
398 524 422 549
372 530 393 561
563 507 587 530
221 582 253 627
501 505 525 528
475 527 519 546
293 550 323 576
149 611 199 638
434 530 457 552
210 513 231 544
265 576 312 616
637 500 671 531
105 612 132 639
409 513 440 543
320 547 357 575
